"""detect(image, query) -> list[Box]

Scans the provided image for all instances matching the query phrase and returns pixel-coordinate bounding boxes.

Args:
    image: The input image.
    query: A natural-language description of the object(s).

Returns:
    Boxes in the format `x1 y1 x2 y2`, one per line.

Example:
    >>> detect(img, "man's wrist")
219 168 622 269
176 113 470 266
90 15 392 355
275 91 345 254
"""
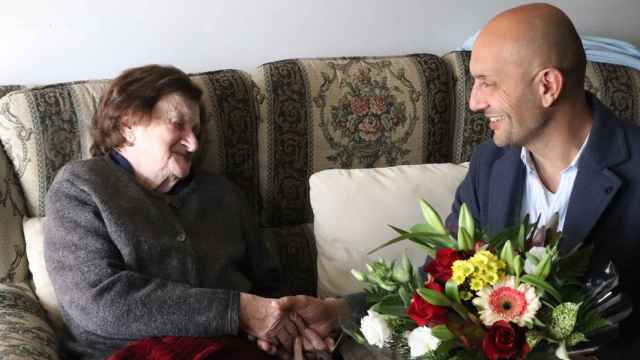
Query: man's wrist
325 297 351 326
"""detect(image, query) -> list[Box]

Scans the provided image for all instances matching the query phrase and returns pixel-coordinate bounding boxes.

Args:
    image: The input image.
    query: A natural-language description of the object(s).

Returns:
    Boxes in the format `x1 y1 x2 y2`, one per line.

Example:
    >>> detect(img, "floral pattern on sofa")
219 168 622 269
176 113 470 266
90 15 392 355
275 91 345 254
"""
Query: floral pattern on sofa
254 54 452 227
0 282 57 359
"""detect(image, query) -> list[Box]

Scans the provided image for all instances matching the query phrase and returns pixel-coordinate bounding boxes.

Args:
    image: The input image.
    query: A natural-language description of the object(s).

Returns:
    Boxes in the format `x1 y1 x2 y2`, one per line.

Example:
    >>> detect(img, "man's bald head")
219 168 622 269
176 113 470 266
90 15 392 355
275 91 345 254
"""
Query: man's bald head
474 3 586 95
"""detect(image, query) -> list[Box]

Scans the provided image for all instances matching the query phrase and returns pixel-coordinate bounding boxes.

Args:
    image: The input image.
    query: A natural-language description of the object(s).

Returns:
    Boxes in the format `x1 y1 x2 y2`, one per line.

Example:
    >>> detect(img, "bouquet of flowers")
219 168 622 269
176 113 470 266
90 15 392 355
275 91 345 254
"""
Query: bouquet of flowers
347 200 632 359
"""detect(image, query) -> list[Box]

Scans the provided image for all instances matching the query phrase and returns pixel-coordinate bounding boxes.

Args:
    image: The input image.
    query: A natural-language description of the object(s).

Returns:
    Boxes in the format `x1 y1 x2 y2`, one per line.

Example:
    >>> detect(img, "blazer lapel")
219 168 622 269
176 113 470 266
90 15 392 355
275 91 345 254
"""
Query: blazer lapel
560 95 628 253
487 148 525 235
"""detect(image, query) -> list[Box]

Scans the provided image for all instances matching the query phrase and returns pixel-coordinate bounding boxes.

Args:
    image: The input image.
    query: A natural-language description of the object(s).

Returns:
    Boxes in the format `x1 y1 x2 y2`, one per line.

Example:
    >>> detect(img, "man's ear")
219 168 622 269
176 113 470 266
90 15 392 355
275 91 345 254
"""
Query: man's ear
537 68 564 108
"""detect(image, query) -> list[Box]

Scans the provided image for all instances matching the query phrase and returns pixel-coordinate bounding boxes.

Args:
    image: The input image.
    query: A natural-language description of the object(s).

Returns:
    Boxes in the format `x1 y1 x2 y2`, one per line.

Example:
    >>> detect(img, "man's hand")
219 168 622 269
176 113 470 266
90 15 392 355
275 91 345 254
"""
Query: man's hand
279 295 351 338
239 293 301 351
251 295 349 359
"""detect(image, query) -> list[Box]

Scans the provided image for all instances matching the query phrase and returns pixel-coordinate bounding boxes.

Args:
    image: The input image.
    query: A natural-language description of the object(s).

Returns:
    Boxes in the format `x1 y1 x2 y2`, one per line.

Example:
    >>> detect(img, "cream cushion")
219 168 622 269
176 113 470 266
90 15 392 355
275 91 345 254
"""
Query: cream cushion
310 163 468 297
23 217 64 333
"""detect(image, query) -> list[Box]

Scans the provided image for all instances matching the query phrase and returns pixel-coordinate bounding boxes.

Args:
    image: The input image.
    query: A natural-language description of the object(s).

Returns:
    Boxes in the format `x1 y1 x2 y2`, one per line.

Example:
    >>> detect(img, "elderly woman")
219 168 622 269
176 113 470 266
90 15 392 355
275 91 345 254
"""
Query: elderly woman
43 65 322 359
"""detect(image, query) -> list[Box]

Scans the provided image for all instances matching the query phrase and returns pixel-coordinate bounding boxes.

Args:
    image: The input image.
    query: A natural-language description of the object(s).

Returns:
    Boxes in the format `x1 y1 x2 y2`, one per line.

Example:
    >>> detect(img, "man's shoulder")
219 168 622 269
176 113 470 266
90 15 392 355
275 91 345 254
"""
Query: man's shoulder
469 140 513 166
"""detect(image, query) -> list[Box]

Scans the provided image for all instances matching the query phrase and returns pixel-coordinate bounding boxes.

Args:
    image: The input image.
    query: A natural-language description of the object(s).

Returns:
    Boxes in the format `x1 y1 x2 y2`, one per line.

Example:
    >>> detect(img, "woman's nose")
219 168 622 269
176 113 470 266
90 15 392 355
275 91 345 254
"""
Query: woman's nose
182 130 199 153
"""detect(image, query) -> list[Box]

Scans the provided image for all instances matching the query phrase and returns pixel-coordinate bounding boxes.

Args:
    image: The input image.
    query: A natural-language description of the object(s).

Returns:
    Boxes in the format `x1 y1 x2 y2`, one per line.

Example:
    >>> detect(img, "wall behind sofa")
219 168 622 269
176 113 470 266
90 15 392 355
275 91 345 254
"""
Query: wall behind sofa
1 0 639 84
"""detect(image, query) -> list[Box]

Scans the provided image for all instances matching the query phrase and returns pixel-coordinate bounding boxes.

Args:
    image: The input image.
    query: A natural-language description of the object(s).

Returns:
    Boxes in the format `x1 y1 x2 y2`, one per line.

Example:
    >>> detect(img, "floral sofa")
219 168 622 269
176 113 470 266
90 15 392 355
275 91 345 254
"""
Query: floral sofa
0 51 639 359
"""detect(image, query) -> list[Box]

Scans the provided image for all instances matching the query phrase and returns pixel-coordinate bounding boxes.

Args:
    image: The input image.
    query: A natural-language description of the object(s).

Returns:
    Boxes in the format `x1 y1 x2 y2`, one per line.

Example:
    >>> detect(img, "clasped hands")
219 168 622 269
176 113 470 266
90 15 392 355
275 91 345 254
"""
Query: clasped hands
240 293 350 359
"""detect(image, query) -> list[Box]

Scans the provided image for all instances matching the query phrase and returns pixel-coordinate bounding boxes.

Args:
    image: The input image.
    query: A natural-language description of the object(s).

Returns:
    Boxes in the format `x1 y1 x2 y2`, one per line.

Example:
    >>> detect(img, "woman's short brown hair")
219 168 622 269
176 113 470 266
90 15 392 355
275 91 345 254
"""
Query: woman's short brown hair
90 64 204 156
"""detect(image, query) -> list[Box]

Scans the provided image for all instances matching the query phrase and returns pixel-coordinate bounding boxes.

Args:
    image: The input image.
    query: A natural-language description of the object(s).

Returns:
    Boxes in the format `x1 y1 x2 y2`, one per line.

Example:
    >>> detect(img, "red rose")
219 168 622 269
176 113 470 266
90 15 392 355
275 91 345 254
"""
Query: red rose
406 281 448 326
482 321 530 360
425 248 464 283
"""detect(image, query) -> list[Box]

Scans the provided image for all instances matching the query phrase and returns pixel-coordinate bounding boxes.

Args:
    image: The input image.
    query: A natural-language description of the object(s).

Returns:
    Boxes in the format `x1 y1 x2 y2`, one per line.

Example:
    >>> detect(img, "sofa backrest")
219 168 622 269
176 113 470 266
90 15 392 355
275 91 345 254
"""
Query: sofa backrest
443 50 640 163
253 54 454 227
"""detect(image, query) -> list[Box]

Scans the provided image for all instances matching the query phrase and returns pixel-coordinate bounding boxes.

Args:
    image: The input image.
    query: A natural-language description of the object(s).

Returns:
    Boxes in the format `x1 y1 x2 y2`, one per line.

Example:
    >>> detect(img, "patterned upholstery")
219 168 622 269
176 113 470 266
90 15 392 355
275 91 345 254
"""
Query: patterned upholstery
442 50 640 163
254 54 453 226
0 86 28 285
0 282 58 359
0 70 260 218
584 61 640 125
0 86 23 100
262 224 317 296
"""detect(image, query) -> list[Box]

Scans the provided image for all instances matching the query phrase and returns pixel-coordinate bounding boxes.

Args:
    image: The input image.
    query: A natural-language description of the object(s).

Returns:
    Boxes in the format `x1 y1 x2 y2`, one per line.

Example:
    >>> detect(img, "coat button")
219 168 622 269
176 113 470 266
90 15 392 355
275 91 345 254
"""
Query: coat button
604 186 613 194
176 233 186 242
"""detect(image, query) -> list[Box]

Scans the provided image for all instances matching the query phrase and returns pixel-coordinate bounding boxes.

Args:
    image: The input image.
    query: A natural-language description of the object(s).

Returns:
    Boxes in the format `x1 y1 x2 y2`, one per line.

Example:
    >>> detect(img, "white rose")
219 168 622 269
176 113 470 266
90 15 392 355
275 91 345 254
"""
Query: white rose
406 326 441 358
360 309 391 348
524 246 547 274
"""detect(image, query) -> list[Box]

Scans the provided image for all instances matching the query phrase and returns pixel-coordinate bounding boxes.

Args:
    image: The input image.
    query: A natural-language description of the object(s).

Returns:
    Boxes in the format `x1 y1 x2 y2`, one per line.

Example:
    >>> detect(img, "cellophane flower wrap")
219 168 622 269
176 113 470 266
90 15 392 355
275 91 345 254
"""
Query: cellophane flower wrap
347 200 632 359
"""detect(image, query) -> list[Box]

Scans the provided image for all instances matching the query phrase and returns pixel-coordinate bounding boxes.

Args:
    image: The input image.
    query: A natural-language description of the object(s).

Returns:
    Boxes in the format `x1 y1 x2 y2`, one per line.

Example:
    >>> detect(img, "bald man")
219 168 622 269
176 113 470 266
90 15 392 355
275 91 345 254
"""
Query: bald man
265 3 640 359
446 2 640 357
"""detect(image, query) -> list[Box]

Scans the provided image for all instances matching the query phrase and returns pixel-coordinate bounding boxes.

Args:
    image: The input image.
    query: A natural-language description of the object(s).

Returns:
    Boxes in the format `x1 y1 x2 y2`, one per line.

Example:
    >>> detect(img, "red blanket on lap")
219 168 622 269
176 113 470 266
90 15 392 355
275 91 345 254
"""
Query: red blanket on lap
108 336 277 360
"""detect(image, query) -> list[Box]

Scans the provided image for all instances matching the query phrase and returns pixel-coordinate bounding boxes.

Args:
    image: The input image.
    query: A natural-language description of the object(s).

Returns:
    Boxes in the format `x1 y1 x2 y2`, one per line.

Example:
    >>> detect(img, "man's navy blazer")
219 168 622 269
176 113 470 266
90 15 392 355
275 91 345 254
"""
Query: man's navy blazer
445 94 640 353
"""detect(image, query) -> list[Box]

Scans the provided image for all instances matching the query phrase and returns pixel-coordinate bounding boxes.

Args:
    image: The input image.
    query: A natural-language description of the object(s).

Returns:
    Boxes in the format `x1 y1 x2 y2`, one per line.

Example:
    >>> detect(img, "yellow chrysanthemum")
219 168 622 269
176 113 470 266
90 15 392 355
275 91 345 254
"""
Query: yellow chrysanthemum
452 260 474 284
469 277 485 291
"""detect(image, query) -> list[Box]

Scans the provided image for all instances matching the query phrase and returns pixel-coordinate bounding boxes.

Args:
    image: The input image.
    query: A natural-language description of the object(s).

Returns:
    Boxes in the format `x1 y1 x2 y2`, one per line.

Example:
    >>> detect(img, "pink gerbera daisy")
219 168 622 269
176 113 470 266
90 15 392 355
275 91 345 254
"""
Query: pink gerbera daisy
472 276 541 327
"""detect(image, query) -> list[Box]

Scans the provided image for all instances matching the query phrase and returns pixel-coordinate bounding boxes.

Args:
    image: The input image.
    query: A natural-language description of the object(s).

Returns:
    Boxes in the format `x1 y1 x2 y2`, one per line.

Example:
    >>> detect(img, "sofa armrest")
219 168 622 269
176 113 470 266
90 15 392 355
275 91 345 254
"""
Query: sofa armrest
0 282 58 359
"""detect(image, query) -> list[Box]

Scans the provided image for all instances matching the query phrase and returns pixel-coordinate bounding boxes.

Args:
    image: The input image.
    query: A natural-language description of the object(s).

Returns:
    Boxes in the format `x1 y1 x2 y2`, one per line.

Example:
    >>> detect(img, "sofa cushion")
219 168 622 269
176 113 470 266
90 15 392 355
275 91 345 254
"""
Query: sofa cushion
253 54 453 226
0 282 58 359
310 163 468 297
22 217 64 334
442 50 640 163
0 70 260 218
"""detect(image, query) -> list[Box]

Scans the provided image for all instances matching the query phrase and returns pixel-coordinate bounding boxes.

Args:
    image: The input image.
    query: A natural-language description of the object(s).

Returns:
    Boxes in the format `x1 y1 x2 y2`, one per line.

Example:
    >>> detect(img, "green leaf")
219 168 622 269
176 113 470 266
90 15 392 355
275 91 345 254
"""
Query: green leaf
513 254 522 282
521 274 562 303
398 286 413 307
369 227 440 256
549 302 581 340
566 332 587 347
458 203 475 244
371 294 408 318
445 279 461 304
411 224 457 247
392 253 412 283
431 324 457 341
499 240 515 272
419 199 448 235
460 227 476 251
575 307 610 335
417 288 468 320
554 245 593 288
516 223 526 252
417 288 451 307
525 329 545 350
534 249 553 280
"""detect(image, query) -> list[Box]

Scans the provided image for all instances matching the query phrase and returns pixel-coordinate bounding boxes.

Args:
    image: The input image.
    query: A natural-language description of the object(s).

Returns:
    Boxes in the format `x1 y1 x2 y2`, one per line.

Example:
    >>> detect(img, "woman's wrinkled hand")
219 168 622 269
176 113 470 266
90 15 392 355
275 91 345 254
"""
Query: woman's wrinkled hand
239 293 302 352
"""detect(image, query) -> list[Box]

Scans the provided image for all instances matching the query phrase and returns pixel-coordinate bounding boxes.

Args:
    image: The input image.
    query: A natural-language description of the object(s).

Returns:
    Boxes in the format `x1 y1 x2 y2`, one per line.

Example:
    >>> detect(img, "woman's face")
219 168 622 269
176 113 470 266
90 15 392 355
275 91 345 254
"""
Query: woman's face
120 93 201 192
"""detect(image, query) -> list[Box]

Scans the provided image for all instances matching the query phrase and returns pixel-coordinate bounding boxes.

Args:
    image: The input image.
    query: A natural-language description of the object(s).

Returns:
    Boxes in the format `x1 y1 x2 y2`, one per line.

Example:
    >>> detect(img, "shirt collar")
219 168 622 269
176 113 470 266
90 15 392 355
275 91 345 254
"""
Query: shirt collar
520 131 591 174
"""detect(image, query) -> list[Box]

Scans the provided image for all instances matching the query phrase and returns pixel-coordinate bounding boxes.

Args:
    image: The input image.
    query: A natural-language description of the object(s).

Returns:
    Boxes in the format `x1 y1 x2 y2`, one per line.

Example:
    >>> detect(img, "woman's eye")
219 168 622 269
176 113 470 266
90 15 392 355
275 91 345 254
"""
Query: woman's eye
171 120 185 130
